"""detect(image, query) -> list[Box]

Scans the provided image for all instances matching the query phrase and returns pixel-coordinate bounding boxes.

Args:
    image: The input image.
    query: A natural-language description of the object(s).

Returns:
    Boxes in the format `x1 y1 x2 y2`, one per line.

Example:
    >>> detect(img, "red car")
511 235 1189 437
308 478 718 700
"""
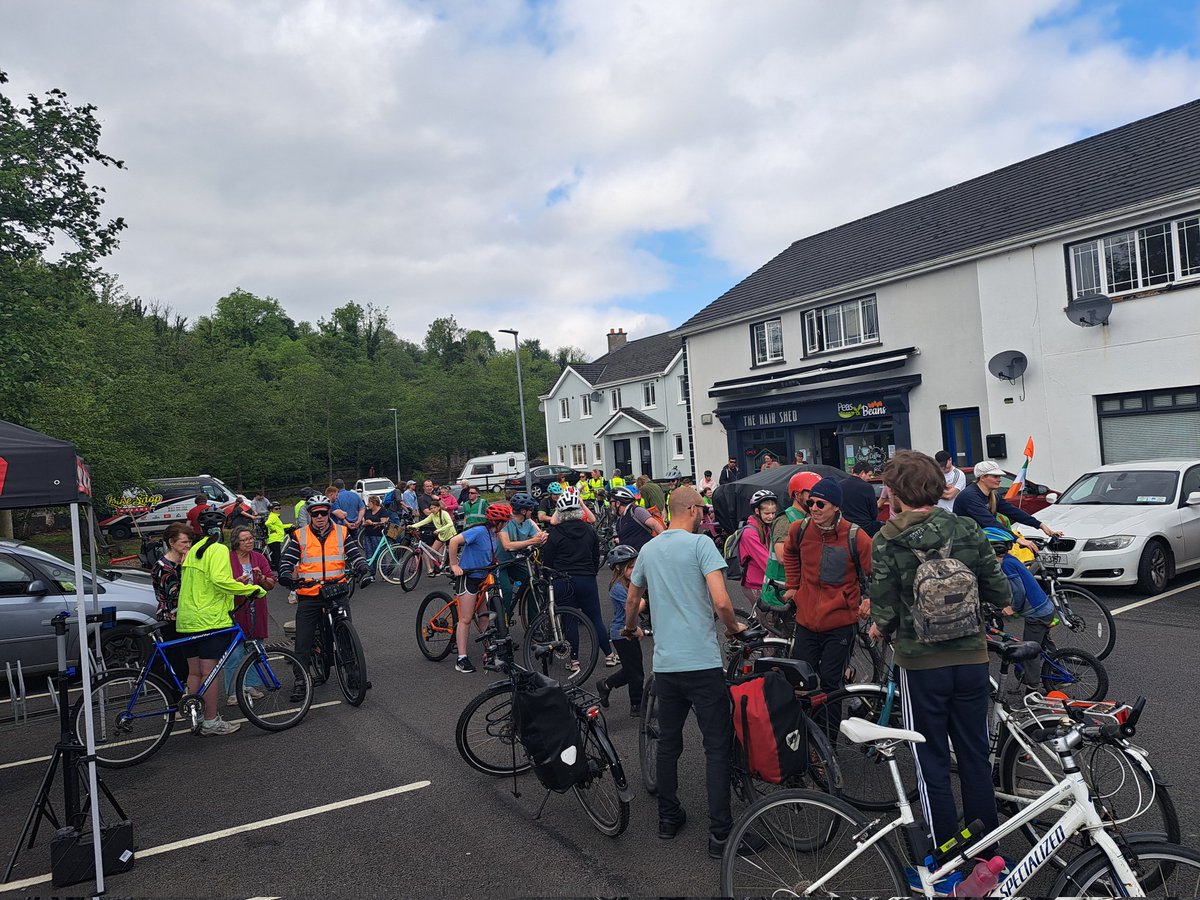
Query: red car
871 467 1058 521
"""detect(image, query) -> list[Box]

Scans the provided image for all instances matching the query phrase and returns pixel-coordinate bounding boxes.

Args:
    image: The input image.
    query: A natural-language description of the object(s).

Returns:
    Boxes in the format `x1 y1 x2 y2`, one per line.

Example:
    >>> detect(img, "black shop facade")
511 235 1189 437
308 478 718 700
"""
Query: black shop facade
713 375 922 474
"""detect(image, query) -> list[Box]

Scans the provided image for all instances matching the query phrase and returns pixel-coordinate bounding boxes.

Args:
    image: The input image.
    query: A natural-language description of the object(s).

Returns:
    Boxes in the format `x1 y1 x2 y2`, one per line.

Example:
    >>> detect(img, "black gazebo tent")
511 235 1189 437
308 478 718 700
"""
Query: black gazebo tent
0 420 108 890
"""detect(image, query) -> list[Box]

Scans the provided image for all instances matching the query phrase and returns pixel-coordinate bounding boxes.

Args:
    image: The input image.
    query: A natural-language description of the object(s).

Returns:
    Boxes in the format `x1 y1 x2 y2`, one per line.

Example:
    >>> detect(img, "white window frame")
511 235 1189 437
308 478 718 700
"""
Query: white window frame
803 295 879 355
580 393 593 418
642 381 656 409
593 442 602 464
1067 213 1200 299
558 397 570 421
673 433 685 458
557 445 566 464
677 374 688 404
751 318 784 366
570 444 587 467
610 387 622 412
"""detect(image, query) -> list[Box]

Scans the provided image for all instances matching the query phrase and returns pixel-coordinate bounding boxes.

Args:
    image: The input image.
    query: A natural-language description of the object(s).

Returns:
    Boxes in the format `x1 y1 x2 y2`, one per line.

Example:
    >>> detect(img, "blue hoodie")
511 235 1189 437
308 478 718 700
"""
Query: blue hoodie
999 555 1054 620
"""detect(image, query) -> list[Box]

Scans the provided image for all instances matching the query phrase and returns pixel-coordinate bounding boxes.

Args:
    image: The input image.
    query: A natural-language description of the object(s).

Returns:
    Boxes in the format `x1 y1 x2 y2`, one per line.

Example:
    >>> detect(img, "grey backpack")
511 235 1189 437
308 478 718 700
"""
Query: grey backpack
910 542 981 643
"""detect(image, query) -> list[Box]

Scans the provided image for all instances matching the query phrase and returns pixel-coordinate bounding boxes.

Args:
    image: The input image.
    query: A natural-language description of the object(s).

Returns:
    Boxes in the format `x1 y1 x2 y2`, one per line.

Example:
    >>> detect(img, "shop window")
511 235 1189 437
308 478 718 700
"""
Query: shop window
804 296 879 354
838 419 895 471
751 318 784 365
1097 386 1200 463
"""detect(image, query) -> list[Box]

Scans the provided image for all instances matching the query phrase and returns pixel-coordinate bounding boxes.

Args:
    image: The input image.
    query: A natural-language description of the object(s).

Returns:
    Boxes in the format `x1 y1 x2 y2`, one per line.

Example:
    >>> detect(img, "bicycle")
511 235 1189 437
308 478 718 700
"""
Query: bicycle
720 699 1200 897
72 609 313 768
388 527 450 591
1027 537 1117 660
984 606 1108 701
363 521 412 584
455 598 632 837
415 564 508 662
640 627 844 804
522 564 599 683
299 575 371 706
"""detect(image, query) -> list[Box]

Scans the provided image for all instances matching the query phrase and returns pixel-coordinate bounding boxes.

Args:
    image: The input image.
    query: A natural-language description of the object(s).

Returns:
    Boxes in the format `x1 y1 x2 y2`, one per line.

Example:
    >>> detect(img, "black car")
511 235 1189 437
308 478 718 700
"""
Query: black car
504 464 587 499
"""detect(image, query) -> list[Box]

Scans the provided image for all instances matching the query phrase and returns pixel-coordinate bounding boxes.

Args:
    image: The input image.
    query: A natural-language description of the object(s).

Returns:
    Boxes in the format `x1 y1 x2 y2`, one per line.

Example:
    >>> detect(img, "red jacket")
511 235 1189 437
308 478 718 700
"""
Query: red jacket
782 517 872 633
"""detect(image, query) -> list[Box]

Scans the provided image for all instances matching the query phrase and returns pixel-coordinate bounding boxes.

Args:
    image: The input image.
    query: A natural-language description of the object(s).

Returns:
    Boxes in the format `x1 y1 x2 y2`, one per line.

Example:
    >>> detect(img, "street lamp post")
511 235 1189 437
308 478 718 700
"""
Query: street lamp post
387 408 401 485
499 328 532 494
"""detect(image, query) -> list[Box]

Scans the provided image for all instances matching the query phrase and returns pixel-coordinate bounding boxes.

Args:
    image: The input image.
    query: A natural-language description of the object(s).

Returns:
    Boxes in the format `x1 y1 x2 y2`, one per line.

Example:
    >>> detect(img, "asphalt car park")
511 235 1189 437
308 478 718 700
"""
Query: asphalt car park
1 572 1198 896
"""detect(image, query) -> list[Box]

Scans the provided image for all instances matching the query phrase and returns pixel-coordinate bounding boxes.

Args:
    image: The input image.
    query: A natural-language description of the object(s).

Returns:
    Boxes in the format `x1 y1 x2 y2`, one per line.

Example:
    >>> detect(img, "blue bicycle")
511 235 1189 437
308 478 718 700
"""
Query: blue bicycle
72 616 313 768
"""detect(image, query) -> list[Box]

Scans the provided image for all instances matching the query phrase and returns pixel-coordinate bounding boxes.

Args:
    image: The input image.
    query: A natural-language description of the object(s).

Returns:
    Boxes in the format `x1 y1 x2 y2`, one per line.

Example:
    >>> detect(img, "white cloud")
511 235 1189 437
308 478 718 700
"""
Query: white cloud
3 0 1199 358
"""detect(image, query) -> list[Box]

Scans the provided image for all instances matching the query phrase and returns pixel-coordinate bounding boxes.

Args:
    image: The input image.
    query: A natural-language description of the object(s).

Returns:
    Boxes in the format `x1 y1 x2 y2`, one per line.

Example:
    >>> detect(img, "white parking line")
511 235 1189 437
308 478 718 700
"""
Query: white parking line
0 700 343 771
1110 579 1200 616
0 780 432 894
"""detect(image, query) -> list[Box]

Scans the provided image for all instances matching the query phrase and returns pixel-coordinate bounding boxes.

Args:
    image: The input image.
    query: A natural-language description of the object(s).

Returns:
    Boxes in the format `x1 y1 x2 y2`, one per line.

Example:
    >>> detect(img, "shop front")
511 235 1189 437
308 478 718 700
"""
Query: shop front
714 376 921 474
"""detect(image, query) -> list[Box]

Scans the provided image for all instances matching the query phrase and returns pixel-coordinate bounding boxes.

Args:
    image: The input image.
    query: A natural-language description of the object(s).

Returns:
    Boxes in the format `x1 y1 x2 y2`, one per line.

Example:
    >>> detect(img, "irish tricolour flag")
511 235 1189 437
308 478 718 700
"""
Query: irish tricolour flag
1004 437 1035 501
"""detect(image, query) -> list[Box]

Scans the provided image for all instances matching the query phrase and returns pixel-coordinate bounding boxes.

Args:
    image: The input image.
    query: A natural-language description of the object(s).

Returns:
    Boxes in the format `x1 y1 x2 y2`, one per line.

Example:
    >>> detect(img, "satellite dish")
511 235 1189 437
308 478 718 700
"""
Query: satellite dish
987 350 1028 382
589 390 604 403
1066 293 1112 327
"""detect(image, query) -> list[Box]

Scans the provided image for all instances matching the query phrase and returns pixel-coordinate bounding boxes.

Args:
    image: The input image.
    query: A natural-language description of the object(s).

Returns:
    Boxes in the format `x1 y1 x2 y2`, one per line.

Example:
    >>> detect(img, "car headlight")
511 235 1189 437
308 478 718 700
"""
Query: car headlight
1082 535 1136 552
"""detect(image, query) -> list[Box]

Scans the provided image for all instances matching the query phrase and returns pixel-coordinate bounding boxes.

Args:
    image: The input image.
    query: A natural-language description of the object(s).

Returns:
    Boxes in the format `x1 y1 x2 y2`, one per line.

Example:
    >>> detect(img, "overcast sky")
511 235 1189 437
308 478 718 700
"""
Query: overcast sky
4 0 1200 357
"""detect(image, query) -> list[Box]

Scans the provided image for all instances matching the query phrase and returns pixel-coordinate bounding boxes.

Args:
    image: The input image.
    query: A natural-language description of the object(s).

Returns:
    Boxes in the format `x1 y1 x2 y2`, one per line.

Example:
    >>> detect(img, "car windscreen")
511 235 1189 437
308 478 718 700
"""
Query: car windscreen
1057 470 1178 506
361 479 393 491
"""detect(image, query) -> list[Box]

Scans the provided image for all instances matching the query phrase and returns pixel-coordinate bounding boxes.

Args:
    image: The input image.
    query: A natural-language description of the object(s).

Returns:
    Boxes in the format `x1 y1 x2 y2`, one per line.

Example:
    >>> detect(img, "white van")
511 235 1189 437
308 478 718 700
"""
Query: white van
98 475 248 539
457 452 526 492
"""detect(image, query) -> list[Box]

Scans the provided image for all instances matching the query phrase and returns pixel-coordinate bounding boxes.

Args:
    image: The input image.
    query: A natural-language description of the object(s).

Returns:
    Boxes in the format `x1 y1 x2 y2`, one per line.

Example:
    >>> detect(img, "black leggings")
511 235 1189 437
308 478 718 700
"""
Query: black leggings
604 636 644 705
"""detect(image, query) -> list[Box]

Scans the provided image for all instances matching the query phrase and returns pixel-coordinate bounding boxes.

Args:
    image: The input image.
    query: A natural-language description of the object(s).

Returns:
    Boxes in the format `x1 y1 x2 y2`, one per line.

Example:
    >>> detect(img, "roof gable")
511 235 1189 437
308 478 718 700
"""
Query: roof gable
681 99 1200 331
588 331 683 385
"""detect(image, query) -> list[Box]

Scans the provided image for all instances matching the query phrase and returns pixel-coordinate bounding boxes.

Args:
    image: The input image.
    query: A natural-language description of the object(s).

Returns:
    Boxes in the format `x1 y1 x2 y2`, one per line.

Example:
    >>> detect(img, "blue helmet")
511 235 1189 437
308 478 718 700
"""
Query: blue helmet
983 526 1015 551
547 481 564 495
510 492 538 512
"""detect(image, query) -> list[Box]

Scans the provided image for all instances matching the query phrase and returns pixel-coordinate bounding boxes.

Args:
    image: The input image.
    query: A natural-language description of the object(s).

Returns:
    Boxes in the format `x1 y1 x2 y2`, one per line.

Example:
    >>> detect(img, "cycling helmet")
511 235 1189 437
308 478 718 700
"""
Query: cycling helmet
605 544 639 567
787 471 822 497
983 526 1015 552
196 509 226 537
555 492 581 512
749 489 778 510
611 486 637 504
485 503 513 525
305 496 332 515
547 481 563 495
510 492 538 512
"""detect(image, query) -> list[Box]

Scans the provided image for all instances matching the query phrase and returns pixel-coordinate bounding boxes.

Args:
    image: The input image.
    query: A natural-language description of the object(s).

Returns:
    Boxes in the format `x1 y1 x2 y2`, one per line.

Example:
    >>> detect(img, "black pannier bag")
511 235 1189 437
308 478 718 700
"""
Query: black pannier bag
513 672 588 791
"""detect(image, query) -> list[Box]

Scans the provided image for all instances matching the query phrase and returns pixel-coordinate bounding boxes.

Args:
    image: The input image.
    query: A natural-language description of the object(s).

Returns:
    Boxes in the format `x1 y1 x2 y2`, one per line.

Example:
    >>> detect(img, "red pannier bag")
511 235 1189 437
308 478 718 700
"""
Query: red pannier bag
729 670 810 784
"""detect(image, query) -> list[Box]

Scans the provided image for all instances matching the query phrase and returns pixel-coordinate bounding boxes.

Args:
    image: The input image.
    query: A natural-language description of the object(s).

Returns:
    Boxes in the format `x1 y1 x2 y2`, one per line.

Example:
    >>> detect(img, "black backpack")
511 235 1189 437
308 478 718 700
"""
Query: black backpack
513 672 588 792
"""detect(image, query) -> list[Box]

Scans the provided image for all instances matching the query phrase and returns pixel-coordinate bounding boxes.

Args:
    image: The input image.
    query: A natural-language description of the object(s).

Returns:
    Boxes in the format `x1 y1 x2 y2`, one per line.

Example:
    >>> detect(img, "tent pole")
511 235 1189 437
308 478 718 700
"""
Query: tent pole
70 503 105 893
87 508 103 674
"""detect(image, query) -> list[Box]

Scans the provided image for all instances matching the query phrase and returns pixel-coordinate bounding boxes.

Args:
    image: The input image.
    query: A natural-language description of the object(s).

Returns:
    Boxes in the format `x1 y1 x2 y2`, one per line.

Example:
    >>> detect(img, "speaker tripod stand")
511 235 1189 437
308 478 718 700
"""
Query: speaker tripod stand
3 611 128 885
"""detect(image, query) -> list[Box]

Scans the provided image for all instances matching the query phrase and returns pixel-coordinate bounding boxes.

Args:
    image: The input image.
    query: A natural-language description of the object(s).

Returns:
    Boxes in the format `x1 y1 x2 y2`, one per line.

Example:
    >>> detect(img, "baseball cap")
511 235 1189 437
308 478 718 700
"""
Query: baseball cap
973 460 1005 478
406 479 416 485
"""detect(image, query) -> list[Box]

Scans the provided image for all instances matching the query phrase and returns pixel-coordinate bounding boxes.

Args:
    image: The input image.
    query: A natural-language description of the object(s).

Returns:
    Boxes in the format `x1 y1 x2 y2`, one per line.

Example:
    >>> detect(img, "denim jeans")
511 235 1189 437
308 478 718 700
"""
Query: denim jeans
553 576 613 657
655 668 733 839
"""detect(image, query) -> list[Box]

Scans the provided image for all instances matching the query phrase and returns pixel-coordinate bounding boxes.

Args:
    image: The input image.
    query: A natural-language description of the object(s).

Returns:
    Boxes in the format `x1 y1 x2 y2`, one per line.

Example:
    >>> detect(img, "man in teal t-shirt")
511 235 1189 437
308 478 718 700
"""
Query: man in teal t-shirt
622 486 748 859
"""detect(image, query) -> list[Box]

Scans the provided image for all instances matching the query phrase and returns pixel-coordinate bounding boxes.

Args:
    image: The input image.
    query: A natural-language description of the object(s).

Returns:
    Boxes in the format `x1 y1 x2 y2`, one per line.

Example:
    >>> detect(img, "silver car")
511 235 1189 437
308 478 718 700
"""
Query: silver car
0 541 159 677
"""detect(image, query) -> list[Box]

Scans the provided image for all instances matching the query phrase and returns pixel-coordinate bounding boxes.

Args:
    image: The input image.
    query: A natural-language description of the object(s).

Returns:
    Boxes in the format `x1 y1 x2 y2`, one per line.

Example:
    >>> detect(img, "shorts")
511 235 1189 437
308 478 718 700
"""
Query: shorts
176 628 232 660
455 572 489 596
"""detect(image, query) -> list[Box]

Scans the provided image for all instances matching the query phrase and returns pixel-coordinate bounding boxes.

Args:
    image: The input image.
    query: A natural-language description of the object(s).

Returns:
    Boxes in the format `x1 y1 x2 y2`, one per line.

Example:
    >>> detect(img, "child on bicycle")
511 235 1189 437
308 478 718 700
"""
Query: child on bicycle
984 526 1056 690
410 498 457 565
596 544 644 716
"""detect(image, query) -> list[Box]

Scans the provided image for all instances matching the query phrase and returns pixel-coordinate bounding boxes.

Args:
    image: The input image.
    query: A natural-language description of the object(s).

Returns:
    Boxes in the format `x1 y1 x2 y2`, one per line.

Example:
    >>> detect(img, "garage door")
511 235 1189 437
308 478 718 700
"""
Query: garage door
1098 388 1200 464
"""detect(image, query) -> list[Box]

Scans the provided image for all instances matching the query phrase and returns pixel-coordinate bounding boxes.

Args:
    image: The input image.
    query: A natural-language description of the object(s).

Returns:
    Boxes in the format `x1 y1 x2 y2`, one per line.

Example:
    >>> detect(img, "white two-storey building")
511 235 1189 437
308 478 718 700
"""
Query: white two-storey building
680 100 1200 490
541 328 692 480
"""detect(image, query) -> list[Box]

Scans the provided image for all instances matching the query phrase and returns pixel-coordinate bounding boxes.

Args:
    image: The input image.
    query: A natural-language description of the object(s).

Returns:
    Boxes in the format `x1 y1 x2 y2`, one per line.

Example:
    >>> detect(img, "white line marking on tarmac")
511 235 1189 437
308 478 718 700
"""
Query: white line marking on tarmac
0 780 431 894
1110 579 1200 616
0 700 342 771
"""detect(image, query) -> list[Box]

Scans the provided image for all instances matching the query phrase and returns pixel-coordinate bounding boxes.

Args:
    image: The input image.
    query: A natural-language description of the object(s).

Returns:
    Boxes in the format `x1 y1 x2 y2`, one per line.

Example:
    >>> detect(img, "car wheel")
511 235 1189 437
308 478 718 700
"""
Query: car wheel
100 623 151 669
108 524 132 540
531 485 544 499
1136 539 1172 595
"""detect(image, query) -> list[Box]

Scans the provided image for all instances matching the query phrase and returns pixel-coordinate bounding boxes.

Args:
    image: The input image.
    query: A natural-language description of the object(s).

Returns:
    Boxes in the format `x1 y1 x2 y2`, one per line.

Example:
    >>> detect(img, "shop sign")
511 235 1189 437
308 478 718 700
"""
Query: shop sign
739 409 800 428
837 399 887 419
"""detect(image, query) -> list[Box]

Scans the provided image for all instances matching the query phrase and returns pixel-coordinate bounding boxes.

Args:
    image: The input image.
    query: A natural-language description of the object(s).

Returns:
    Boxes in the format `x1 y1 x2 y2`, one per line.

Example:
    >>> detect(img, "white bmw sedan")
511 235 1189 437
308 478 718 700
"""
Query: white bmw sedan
1019 460 1200 595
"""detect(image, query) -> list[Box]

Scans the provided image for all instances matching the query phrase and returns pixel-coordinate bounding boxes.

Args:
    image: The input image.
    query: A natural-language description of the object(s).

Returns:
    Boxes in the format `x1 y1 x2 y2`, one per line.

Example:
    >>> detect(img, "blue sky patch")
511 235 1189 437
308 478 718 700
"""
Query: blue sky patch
622 228 740 328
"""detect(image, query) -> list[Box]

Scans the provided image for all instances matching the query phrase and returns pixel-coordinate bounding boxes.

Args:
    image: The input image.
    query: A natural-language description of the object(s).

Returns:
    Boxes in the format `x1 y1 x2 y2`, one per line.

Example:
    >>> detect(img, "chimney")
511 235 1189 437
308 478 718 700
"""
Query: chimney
607 327 627 353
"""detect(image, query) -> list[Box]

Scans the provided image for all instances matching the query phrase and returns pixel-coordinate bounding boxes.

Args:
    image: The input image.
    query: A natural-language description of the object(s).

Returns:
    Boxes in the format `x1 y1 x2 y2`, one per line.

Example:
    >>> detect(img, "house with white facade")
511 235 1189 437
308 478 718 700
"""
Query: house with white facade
540 328 691 479
679 100 1200 490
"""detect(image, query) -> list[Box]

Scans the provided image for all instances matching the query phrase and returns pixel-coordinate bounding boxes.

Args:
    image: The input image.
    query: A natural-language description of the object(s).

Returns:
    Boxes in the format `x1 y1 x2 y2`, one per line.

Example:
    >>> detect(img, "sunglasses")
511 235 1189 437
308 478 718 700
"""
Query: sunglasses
805 499 831 510
310 510 330 517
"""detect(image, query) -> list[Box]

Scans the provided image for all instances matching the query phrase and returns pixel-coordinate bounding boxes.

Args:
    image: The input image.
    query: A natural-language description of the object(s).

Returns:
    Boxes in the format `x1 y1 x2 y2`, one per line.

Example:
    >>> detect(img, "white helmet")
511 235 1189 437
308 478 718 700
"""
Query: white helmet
555 492 581 512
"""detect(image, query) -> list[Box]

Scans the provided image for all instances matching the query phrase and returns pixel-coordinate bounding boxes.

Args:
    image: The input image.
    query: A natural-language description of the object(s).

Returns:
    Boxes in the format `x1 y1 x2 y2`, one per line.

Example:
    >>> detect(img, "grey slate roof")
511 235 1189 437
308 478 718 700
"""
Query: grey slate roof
577 331 683 386
680 99 1200 331
594 407 666 436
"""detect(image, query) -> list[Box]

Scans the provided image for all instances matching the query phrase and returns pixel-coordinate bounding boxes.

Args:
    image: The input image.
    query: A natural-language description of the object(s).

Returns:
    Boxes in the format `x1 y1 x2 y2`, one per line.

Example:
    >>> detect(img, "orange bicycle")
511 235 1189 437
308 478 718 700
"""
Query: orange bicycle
415 569 505 662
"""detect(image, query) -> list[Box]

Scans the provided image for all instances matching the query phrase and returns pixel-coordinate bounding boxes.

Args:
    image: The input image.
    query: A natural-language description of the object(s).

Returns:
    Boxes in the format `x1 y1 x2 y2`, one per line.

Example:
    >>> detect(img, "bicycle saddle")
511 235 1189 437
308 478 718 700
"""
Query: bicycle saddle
840 716 926 746
991 640 1042 663
133 621 166 638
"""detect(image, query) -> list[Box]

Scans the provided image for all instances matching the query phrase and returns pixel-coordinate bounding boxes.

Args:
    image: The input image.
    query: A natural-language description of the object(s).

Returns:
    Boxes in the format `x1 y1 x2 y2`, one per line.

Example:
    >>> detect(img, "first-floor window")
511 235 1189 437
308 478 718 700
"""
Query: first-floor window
559 398 570 421
642 381 656 408
751 318 784 365
557 445 566 464
673 433 684 457
610 388 622 412
581 393 593 417
571 444 587 467
804 295 879 354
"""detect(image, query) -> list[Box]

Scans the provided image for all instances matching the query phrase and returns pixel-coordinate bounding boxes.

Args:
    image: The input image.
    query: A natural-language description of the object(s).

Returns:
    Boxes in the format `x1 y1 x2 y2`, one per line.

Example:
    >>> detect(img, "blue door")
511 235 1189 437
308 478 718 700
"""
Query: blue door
942 408 983 468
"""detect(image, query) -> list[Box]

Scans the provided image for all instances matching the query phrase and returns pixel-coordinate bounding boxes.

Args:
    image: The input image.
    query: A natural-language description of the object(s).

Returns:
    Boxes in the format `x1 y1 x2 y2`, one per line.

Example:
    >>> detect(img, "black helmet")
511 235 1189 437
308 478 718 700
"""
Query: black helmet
605 544 638 567
196 509 226 537
510 492 538 512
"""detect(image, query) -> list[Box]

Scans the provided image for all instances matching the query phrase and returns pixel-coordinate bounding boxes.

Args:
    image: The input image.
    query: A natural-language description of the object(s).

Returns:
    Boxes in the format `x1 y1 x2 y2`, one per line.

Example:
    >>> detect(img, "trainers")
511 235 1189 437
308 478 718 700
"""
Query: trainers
565 659 581 674
200 718 241 737
287 591 297 604
904 866 964 895
456 656 477 674
226 695 239 707
605 651 618 667
290 683 307 703
596 677 612 708
629 703 641 717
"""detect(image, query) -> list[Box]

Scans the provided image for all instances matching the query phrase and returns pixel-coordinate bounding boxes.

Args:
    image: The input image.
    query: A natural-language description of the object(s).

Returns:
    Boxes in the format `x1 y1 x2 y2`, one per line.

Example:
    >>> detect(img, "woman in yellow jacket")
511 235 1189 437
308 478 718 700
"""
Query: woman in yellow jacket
410 498 457 565
264 501 286 571
177 509 267 736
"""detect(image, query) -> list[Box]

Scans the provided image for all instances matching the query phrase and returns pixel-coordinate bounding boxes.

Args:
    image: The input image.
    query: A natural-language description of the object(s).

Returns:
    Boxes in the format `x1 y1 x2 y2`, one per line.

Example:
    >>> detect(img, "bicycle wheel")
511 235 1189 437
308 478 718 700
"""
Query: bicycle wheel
720 788 908 899
724 638 793 682
999 722 1181 865
845 624 883 685
309 617 332 685
456 682 531 776
1052 585 1116 661
573 719 631 837
73 668 176 768
400 547 424 591
819 683 919 811
1041 647 1108 701
516 581 547 634
333 619 369 706
376 541 409 585
236 645 313 731
639 674 658 794
1051 841 1200 897
415 590 458 661
523 606 598 683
